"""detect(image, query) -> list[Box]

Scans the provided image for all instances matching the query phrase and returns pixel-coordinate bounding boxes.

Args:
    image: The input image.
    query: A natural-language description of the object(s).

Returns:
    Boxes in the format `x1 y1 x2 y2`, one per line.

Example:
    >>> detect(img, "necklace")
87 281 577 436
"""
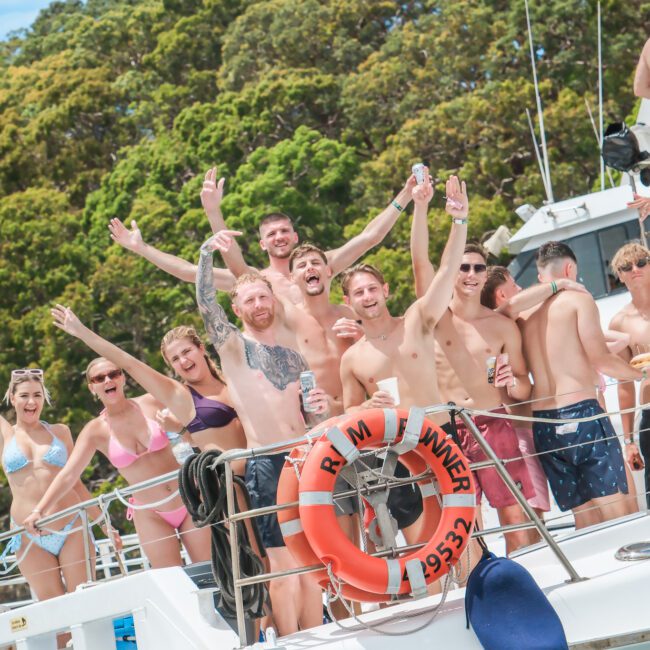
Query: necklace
366 321 397 341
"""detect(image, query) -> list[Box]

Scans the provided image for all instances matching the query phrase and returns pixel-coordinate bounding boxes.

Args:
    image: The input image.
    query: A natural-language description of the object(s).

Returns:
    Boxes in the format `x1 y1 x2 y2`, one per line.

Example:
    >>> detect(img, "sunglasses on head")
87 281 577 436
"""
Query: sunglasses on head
89 369 123 384
459 263 487 273
618 257 650 273
11 368 44 380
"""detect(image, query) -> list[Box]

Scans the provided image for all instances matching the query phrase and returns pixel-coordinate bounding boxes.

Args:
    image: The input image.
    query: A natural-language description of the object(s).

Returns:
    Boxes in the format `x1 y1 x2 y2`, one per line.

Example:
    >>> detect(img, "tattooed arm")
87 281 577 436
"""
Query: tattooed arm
196 237 241 351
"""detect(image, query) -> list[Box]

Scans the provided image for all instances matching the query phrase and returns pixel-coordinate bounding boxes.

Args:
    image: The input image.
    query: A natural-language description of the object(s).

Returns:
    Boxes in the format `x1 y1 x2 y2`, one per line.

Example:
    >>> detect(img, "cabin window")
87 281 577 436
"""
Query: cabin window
509 219 641 299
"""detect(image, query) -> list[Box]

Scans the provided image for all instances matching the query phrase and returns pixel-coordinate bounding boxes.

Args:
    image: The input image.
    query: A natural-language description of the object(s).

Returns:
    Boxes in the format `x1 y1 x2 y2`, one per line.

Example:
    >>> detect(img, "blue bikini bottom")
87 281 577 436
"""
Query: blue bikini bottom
1 513 80 567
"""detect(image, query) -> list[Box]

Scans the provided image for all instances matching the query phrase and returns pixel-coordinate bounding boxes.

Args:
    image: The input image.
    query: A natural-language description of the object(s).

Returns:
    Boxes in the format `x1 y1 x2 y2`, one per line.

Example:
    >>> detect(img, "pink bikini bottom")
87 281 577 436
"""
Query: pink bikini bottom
127 497 188 530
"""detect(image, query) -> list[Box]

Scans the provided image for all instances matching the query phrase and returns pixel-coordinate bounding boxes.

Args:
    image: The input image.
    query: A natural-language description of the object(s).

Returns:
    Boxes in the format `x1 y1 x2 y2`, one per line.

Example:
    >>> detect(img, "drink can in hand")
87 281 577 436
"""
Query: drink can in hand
486 356 497 384
412 163 426 185
300 371 317 413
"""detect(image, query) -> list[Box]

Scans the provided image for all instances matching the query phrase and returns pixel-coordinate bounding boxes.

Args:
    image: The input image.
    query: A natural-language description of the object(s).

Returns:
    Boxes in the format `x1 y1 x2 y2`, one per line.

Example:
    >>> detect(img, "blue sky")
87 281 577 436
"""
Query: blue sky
0 0 54 40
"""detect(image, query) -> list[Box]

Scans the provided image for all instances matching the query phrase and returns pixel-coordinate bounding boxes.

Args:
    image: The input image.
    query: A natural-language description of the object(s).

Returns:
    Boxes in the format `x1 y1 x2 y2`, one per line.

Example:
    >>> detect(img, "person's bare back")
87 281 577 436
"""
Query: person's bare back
522 291 600 409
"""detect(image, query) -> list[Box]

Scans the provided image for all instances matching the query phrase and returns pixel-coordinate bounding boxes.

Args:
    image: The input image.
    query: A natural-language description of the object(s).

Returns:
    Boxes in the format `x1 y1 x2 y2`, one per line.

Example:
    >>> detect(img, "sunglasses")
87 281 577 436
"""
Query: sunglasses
89 369 123 384
459 263 487 273
617 257 650 273
11 368 44 380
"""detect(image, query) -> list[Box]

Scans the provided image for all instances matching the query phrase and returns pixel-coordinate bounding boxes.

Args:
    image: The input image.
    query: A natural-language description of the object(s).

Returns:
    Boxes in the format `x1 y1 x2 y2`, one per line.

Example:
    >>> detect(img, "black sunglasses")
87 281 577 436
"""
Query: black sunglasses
89 369 123 384
618 257 650 273
459 263 487 273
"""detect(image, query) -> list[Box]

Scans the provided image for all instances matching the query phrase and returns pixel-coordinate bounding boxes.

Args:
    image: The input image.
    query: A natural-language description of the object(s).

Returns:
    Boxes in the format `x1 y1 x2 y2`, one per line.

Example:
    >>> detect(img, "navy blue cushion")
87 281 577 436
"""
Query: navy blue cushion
465 552 568 650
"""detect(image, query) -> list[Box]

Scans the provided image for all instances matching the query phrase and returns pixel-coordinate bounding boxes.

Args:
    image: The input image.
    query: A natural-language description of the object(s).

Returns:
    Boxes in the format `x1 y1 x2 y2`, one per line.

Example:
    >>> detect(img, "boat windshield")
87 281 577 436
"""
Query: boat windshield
509 218 641 298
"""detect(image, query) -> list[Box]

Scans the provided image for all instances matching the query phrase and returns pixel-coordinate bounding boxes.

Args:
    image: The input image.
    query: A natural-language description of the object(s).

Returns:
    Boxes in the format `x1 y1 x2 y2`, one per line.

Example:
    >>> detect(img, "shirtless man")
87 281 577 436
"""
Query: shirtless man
110 168 414 411
411 238 534 553
195 234 329 636
483 266 639 518
339 172 469 540
109 167 414 303
609 242 650 508
521 241 644 528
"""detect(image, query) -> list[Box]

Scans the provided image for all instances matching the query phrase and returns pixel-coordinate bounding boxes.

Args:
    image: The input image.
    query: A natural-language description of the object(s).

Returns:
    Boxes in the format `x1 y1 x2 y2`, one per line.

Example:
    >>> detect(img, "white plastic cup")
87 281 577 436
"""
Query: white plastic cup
377 377 400 406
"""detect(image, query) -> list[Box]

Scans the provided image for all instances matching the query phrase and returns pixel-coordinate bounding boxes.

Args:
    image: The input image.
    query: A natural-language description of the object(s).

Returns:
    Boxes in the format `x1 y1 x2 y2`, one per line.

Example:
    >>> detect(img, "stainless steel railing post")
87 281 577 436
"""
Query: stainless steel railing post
225 460 248 647
457 410 584 583
79 508 94 583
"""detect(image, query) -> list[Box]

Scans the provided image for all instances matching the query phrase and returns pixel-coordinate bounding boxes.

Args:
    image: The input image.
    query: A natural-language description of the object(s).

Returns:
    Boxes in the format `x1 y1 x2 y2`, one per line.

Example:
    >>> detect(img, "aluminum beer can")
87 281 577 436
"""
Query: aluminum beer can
486 356 497 384
300 371 317 412
412 163 426 185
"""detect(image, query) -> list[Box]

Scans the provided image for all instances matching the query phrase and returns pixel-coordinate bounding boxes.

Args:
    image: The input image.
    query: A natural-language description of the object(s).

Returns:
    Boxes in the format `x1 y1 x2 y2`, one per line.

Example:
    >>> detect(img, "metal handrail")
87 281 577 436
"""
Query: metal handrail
0 398 644 645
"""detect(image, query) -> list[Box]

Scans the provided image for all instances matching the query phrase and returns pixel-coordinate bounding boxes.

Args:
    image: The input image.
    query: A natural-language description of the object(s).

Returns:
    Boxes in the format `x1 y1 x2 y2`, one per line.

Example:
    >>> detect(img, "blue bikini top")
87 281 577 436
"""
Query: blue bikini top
2 421 68 474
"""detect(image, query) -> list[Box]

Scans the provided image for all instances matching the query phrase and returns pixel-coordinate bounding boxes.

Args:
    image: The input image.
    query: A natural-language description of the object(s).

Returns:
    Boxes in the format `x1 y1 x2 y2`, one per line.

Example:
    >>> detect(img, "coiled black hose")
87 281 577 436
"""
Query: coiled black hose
178 450 267 619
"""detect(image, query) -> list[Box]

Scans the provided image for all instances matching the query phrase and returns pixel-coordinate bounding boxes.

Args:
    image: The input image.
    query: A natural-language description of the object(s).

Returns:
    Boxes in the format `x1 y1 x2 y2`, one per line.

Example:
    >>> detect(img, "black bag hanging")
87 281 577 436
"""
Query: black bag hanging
602 122 649 171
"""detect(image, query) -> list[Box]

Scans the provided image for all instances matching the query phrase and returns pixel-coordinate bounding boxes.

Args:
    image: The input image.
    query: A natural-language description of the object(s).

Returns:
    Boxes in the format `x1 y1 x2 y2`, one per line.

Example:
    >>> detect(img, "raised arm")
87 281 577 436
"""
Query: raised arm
196 235 242 351
634 38 650 99
109 218 235 290
412 175 468 326
200 168 253 278
577 295 643 381
496 279 588 319
327 175 417 277
51 305 195 426
24 423 99 534
410 174 436 299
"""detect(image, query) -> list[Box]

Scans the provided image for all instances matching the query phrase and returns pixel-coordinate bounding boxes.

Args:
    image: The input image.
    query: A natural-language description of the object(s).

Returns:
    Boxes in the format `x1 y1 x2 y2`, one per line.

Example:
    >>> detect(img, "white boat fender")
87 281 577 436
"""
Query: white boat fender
464 536 568 650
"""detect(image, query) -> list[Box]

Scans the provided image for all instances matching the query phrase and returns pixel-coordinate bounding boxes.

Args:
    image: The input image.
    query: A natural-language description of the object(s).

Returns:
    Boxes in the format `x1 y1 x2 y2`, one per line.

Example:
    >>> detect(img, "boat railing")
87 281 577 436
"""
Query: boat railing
0 391 647 647
210 398 649 645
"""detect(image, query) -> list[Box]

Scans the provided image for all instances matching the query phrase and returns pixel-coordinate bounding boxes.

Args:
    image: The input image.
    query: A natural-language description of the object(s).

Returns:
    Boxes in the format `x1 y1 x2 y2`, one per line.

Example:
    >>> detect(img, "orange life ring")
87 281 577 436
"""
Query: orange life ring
276 446 388 603
298 408 476 596
276 435 443 601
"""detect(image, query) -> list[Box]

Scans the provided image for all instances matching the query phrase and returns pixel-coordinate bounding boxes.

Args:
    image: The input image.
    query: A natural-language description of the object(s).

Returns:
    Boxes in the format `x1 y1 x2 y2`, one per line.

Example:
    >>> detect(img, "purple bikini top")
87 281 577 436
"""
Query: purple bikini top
186 386 237 434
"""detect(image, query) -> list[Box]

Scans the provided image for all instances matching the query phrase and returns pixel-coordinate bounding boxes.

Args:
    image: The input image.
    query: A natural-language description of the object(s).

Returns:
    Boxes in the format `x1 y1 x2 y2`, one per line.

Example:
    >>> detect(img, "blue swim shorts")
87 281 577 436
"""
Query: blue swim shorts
532 399 628 511
245 454 286 549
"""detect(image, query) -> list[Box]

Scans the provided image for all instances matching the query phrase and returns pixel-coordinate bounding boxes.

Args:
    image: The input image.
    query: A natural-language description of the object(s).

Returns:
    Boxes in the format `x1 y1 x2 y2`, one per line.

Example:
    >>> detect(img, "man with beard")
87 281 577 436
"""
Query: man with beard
195 232 329 636
109 167 415 304
521 242 644 527
609 242 650 507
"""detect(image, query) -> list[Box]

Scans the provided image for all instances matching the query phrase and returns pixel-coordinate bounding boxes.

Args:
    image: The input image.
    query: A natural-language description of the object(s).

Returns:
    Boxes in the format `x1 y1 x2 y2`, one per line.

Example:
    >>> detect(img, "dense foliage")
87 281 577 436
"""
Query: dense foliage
0 0 648 520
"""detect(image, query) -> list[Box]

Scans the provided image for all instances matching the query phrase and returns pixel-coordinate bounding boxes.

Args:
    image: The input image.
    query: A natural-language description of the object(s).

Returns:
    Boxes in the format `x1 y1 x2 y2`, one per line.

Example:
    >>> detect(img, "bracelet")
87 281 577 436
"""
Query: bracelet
391 200 404 213
30 509 41 515
452 217 468 226
551 281 558 295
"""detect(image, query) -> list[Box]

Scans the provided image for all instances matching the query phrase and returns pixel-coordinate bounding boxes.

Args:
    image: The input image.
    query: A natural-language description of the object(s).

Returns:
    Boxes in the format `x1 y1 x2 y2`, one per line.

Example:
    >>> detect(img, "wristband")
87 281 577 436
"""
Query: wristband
551 281 558 295
452 218 468 226
391 200 404 213
624 438 634 445
30 509 41 515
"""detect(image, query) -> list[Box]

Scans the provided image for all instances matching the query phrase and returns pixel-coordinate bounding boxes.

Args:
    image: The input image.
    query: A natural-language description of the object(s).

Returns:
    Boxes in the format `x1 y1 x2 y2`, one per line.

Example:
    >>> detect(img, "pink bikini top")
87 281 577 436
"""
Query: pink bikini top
102 403 169 469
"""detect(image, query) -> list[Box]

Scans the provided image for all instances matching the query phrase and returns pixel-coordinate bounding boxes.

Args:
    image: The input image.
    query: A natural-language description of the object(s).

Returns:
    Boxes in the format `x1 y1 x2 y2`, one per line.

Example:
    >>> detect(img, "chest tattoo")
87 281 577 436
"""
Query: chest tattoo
244 338 308 391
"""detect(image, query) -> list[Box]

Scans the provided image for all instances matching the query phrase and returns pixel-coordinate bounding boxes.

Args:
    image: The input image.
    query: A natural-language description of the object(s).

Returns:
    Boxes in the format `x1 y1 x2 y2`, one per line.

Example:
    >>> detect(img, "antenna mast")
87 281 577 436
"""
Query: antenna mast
524 0 554 203
597 1 605 191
